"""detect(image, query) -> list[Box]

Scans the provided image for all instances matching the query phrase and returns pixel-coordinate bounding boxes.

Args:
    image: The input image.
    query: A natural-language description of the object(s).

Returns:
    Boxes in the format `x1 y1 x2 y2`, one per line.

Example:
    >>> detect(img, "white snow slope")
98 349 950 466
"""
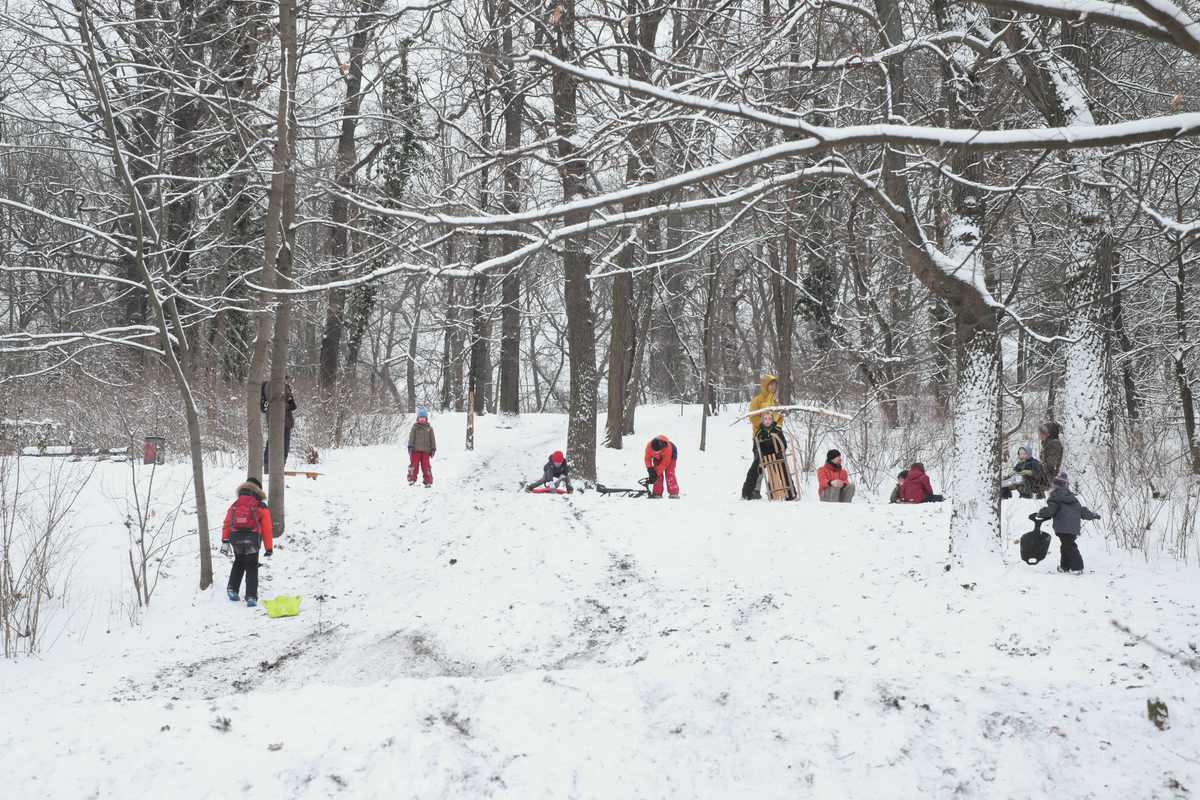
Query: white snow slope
2 406 1197 799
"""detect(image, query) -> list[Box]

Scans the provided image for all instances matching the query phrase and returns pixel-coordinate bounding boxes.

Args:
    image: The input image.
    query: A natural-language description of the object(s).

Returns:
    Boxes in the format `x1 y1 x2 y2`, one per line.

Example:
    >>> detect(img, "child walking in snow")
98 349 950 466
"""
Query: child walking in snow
645 435 679 499
407 407 437 487
1035 472 1100 574
220 476 273 607
525 450 573 493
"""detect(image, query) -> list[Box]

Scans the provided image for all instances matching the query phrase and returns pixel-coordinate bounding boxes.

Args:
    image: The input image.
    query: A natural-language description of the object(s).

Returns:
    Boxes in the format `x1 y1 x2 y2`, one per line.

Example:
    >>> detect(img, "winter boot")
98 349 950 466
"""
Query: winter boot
669 494 680 499
245 597 258 607
227 589 239 602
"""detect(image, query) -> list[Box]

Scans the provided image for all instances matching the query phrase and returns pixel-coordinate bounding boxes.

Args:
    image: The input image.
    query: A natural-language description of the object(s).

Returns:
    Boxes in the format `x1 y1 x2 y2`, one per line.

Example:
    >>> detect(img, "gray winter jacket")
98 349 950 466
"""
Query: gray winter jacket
1037 487 1100 536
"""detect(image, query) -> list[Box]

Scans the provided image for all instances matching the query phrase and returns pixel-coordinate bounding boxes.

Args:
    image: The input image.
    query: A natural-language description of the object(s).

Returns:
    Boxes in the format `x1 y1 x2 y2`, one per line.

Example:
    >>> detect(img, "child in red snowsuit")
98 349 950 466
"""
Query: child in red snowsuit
645 435 679 498
407 407 436 487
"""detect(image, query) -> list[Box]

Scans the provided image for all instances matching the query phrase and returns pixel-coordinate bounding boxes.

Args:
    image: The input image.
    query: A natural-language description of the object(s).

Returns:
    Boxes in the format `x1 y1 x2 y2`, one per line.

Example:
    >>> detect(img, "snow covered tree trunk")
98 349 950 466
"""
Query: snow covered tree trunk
1002 21 1113 476
947 324 1002 564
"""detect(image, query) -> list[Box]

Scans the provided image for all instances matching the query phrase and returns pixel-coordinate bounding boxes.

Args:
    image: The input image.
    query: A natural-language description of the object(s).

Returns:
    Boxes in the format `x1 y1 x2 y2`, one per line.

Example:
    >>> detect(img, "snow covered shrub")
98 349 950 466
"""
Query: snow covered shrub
0 455 94 657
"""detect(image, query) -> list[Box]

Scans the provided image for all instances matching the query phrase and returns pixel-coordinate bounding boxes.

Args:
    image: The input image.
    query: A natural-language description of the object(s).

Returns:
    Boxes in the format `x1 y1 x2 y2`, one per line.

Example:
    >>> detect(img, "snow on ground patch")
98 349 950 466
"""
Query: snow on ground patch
1 407 1197 798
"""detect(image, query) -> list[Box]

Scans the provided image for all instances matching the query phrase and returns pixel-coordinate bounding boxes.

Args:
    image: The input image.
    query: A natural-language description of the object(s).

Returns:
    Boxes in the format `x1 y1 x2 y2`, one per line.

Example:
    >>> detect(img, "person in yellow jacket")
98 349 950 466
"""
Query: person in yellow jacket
743 375 780 499
748 374 780 434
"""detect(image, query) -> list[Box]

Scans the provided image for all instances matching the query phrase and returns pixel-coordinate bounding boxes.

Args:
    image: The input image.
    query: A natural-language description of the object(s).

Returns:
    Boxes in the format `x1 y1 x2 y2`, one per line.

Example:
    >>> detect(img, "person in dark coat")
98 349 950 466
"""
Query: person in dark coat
1037 423 1064 498
748 416 796 500
526 450 573 492
889 470 909 504
1001 446 1043 499
261 378 298 469
1035 472 1100 574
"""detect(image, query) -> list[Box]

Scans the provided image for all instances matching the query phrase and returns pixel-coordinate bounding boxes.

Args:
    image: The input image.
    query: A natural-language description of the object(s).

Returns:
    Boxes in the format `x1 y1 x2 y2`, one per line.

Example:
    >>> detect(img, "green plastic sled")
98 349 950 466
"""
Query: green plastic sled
262 595 302 618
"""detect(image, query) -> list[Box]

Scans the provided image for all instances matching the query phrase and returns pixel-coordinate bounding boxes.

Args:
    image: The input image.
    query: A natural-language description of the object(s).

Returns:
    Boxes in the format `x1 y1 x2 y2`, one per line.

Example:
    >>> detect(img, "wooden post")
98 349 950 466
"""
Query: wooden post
466 389 476 451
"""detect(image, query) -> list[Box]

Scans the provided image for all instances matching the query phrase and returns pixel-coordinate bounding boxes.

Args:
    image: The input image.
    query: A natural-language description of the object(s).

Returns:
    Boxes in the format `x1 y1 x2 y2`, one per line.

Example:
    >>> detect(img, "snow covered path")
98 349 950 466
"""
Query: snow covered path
2 407 1197 798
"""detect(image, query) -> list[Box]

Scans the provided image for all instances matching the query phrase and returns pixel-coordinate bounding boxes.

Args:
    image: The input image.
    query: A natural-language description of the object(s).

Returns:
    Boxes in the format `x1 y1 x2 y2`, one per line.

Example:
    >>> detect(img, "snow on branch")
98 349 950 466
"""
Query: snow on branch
983 0 1186 51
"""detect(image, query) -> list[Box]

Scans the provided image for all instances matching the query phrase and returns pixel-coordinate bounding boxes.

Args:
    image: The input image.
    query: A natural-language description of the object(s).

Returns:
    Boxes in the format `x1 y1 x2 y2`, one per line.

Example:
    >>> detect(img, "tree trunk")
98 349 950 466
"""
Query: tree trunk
318 0 380 398
496 0 525 416
266 0 299 538
76 5 214 589
550 0 597 480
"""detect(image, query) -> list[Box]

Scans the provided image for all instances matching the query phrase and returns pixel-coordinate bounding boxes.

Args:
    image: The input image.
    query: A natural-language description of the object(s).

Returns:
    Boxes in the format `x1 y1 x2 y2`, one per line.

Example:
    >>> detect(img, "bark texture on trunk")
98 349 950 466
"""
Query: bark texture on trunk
550 0 597 480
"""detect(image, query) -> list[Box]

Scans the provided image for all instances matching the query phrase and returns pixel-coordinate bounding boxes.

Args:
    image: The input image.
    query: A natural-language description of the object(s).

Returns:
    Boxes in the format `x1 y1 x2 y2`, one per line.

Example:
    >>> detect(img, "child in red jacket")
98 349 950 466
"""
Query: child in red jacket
221 476 273 607
645 435 679 498
898 462 934 503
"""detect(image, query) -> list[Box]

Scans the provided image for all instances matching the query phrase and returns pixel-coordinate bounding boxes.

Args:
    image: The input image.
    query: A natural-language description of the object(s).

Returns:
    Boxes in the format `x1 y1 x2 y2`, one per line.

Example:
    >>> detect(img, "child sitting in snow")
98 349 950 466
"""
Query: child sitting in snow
525 450 573 493
1000 446 1042 500
220 476 273 607
1034 472 1100 574
407 407 437 487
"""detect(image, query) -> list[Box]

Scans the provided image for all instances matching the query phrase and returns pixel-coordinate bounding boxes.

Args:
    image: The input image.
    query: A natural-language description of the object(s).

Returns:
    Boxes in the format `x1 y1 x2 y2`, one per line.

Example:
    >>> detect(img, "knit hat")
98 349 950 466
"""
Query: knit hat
650 437 668 452
1018 446 1030 459
246 476 262 489
1052 471 1070 488
416 407 429 420
826 449 841 463
550 450 565 465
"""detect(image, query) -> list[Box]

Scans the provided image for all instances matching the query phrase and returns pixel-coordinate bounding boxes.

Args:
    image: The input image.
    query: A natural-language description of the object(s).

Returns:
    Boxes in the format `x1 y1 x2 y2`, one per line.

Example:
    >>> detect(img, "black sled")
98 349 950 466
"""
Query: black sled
595 477 654 499
1020 514 1052 565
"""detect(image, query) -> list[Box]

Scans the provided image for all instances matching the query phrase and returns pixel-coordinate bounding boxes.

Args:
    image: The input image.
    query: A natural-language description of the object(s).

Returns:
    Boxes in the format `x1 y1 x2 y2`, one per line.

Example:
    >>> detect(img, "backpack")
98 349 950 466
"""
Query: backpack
228 495 262 555
1020 517 1051 565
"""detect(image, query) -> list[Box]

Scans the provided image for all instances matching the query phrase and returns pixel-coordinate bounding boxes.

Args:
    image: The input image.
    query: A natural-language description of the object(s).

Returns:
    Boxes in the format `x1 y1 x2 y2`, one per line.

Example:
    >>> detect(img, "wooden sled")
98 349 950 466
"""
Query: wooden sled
760 453 795 501
284 470 322 480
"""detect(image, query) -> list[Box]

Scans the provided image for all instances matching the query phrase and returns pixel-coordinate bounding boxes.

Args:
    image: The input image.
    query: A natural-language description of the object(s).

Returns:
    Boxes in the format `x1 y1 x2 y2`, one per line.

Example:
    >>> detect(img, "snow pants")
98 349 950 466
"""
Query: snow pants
652 466 679 498
228 552 259 600
408 450 432 485
742 445 762 499
1057 534 1084 572
820 483 856 503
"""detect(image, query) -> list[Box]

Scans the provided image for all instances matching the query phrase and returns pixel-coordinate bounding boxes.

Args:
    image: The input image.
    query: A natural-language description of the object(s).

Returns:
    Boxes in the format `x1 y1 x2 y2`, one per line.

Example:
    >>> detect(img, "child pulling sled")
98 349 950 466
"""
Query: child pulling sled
1034 472 1100 574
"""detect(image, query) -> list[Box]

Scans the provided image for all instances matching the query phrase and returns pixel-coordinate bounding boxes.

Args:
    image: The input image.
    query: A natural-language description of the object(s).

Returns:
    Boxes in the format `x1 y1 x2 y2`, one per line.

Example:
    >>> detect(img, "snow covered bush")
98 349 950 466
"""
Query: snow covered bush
0 455 94 657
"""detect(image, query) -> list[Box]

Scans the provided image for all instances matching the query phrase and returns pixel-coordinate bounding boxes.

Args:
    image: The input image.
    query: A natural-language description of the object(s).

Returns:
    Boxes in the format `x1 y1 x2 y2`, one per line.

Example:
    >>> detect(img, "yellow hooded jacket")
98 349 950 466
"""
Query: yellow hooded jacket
749 374 779 433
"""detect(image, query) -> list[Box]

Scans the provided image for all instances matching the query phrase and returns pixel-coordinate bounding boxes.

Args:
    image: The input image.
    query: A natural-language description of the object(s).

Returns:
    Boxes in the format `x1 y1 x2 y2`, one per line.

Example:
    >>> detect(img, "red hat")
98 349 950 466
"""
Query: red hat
550 450 565 465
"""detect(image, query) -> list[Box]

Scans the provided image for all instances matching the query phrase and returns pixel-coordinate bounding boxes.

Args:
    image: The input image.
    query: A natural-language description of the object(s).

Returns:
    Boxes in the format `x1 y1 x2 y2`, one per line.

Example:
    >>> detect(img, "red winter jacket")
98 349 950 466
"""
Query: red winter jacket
644 435 677 472
898 465 933 503
221 483 274 551
817 463 848 494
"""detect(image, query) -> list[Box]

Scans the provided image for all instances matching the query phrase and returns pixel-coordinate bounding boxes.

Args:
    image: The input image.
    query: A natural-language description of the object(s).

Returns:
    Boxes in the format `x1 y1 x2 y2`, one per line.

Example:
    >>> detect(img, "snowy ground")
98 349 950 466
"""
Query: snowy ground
2 406 1197 799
